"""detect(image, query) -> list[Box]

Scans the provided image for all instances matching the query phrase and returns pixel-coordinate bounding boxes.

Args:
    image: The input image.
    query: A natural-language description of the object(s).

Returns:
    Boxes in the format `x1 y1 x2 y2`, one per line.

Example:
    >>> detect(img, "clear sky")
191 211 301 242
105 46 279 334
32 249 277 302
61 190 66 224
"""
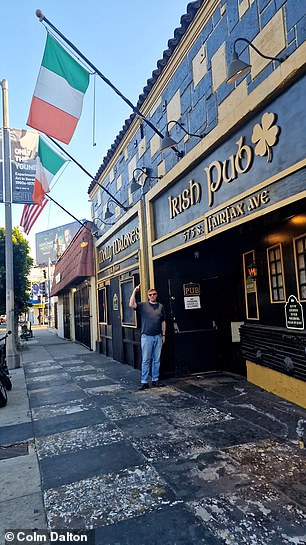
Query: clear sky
0 0 189 259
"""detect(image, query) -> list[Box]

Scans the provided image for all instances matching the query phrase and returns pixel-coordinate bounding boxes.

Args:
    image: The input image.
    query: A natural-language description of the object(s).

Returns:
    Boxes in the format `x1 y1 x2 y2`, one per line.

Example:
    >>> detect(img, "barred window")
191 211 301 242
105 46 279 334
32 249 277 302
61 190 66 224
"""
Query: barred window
295 235 306 300
267 245 285 302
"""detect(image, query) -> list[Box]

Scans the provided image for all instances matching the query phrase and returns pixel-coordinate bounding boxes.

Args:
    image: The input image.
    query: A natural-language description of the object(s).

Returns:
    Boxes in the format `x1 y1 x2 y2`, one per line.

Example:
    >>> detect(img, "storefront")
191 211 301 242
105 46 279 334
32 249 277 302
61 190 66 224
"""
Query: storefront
146 75 306 405
51 223 97 350
89 0 306 406
95 203 145 368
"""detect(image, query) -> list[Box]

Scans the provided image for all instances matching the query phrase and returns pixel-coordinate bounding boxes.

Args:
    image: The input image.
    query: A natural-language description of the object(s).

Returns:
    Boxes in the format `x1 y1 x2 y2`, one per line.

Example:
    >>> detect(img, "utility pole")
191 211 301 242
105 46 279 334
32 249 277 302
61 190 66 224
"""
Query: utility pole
1 79 20 369
47 258 51 328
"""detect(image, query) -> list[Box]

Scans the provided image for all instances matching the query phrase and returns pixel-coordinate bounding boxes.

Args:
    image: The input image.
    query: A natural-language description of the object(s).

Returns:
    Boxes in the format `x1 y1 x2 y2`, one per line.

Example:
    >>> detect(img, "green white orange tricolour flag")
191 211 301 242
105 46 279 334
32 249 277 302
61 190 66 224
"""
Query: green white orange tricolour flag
33 137 66 206
27 34 90 144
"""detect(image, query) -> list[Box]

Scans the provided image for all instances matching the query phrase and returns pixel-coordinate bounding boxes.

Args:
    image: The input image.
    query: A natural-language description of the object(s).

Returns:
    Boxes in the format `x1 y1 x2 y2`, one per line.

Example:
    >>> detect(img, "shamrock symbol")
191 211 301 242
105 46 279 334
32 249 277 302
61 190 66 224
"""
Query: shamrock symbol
251 112 280 162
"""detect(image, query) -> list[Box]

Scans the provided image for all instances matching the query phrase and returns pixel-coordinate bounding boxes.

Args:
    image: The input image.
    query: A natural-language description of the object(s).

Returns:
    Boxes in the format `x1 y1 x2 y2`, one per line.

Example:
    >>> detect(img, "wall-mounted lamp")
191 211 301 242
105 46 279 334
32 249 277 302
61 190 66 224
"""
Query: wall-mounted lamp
227 38 286 85
247 262 258 279
93 217 114 228
160 120 205 157
131 167 162 194
92 217 114 239
104 198 116 220
104 196 131 219
80 236 88 248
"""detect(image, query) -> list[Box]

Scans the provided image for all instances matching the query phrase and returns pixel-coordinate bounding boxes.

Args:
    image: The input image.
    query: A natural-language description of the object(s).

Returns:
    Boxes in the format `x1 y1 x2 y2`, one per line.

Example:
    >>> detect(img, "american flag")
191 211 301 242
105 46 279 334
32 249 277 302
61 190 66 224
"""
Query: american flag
20 198 48 235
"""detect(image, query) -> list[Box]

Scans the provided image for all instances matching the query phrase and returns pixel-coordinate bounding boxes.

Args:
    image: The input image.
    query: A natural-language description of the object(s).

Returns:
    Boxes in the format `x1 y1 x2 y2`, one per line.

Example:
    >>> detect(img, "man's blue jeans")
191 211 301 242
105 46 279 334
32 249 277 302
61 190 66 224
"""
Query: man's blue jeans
140 334 162 383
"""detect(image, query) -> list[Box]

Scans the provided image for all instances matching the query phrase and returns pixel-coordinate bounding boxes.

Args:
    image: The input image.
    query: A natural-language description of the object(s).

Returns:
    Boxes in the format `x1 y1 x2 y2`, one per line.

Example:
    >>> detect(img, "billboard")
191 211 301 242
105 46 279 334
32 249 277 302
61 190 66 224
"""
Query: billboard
35 220 83 265
10 128 39 204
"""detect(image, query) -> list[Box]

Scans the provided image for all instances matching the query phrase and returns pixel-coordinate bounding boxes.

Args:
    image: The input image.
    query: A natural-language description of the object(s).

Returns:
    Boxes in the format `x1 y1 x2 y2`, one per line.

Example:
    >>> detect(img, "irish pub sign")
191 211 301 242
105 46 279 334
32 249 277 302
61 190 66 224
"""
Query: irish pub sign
168 113 279 219
152 77 306 251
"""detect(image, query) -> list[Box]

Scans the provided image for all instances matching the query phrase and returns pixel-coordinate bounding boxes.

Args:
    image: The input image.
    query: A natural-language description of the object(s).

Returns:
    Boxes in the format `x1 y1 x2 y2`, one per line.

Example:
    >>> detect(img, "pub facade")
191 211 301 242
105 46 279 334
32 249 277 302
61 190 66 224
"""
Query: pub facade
50 222 97 351
89 0 306 407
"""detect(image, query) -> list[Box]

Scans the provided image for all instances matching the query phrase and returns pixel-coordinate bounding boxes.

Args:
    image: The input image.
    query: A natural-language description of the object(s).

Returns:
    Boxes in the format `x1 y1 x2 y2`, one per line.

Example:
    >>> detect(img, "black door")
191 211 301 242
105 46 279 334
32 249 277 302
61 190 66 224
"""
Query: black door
168 277 223 375
74 285 91 348
63 293 71 339
110 277 123 362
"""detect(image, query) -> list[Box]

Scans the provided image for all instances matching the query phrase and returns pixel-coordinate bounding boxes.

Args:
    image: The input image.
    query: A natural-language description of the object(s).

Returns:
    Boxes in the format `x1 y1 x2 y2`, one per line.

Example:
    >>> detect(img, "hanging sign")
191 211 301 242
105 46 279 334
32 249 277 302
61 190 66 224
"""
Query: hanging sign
113 293 119 311
285 295 304 330
184 296 201 309
10 128 39 204
183 283 200 296
183 283 201 309
246 277 256 293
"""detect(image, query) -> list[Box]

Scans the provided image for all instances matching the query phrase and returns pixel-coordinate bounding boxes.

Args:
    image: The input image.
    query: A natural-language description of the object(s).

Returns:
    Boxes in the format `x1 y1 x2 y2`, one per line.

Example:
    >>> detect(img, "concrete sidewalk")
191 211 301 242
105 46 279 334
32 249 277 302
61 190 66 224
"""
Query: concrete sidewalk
1 327 306 544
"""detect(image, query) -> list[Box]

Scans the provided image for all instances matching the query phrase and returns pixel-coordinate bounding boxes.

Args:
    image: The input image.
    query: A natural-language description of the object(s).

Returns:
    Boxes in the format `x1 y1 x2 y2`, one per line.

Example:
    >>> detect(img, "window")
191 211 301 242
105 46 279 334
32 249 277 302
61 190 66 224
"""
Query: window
294 234 306 301
120 279 136 326
267 244 285 302
98 286 107 323
242 251 259 320
116 174 122 191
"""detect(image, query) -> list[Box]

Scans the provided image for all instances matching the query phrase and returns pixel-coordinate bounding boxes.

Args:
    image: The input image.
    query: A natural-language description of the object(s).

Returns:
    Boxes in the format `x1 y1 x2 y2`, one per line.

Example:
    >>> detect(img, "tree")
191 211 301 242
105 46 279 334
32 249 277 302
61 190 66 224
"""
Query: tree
0 227 33 317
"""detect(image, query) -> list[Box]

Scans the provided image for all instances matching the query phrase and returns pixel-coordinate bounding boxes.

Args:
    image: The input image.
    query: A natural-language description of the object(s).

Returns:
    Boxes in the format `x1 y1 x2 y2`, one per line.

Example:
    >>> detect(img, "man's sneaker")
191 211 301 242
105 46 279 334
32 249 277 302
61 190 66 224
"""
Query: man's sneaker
152 381 163 388
139 383 149 391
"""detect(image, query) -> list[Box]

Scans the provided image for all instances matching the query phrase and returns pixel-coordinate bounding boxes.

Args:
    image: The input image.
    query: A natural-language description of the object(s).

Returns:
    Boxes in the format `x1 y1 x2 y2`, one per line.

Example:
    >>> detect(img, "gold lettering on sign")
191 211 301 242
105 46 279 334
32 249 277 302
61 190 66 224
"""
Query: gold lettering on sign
184 284 200 296
207 202 246 232
206 137 253 207
247 190 270 210
207 190 270 233
165 113 279 220
168 179 201 219
98 226 140 265
113 227 140 255
98 245 113 264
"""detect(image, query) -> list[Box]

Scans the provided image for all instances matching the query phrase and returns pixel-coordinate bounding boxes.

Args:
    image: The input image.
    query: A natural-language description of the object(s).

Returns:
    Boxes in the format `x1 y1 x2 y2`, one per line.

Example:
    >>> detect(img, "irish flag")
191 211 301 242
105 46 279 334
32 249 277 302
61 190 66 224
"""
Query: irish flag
33 137 66 206
27 34 90 144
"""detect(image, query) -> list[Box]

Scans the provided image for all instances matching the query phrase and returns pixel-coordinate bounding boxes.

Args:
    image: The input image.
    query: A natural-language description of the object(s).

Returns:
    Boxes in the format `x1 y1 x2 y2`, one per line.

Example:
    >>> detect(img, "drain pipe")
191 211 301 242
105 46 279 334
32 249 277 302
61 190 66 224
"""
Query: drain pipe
296 419 306 449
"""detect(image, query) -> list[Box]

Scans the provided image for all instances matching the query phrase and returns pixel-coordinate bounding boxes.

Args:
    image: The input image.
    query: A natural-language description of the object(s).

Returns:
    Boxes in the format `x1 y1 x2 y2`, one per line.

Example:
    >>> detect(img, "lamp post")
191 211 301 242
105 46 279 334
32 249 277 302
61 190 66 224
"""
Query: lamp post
1 79 20 369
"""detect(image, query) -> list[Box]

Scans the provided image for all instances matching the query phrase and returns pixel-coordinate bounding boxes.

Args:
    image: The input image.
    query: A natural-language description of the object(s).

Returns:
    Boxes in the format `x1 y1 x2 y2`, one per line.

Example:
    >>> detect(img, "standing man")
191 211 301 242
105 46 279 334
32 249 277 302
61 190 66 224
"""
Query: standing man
129 284 166 390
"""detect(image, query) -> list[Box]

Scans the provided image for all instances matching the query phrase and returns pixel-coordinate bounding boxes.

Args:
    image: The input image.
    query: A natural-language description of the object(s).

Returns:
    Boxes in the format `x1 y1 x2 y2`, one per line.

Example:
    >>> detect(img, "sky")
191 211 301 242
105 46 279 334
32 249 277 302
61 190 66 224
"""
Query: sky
0 0 190 260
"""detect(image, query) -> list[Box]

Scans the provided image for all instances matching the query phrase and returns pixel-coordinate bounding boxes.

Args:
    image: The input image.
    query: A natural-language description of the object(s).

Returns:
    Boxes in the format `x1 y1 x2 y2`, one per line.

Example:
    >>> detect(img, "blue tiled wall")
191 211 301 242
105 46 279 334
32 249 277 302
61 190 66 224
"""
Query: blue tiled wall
95 0 305 228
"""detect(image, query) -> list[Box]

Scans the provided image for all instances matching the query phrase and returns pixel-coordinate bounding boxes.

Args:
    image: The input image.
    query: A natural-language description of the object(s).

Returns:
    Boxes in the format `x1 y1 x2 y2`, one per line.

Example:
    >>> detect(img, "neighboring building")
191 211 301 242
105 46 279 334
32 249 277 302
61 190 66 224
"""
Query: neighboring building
88 0 306 407
28 264 54 326
50 222 97 350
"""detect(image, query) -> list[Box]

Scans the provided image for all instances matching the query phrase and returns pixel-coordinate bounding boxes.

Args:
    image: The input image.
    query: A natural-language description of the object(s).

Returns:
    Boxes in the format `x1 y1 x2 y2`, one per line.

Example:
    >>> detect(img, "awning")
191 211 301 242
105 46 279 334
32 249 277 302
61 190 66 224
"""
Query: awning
51 222 94 296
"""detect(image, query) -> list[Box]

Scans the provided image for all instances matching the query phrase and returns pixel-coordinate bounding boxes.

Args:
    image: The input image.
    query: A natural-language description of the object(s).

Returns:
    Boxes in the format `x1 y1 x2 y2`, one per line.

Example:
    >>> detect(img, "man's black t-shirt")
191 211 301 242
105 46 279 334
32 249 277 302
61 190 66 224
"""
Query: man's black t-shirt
137 302 165 335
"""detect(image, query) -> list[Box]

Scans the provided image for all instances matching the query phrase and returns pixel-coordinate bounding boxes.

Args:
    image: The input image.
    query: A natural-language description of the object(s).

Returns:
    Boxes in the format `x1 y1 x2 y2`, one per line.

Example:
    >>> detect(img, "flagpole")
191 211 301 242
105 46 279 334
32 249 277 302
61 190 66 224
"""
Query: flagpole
1 80 20 369
46 194 91 231
47 136 129 211
35 9 181 157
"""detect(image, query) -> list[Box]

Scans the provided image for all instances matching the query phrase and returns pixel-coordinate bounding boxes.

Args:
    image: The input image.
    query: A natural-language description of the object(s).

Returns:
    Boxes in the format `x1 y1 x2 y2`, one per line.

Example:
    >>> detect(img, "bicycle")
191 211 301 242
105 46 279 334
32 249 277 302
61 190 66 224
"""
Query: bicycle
0 378 7 407
0 331 13 407
20 323 33 340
